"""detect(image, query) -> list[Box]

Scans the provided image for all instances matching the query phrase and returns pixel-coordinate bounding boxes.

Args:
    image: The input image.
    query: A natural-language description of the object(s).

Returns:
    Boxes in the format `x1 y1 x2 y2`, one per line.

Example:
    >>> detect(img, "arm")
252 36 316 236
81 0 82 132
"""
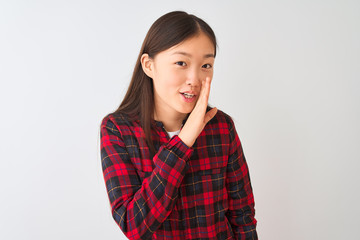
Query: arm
100 116 193 240
225 118 258 239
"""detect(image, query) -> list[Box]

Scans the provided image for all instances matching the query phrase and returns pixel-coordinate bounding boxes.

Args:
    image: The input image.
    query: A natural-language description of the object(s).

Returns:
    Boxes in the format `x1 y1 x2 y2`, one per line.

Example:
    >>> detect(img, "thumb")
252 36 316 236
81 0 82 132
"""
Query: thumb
204 107 218 124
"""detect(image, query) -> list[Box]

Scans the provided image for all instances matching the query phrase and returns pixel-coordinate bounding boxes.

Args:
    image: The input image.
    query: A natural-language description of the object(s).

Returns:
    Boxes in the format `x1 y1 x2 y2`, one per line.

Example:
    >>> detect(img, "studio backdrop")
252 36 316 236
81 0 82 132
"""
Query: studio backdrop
0 0 359 239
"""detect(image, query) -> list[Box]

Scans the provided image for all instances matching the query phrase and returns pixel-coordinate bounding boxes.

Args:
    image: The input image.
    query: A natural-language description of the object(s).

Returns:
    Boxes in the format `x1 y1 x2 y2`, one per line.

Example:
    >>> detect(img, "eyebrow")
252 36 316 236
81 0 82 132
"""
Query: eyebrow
171 51 215 59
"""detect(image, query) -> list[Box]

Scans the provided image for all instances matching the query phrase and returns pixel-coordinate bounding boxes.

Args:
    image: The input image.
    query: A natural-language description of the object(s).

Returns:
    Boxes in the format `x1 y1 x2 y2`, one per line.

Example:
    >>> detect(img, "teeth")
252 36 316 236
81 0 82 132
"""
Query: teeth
183 93 194 98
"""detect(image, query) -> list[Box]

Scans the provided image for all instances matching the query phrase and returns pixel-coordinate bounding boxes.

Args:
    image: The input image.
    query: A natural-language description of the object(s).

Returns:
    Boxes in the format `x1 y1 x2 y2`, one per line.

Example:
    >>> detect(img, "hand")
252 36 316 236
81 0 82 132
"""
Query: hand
178 76 218 147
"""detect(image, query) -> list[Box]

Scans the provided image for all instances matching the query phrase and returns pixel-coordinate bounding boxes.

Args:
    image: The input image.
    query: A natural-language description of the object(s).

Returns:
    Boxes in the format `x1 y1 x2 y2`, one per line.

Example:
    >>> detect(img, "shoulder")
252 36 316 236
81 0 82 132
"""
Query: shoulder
207 107 236 130
100 111 137 134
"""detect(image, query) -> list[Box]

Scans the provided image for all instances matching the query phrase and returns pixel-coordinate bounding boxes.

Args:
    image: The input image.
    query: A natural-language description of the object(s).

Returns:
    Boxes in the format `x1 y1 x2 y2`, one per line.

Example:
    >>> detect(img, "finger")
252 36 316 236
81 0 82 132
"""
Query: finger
205 76 211 92
193 77 210 111
203 77 213 106
200 77 211 102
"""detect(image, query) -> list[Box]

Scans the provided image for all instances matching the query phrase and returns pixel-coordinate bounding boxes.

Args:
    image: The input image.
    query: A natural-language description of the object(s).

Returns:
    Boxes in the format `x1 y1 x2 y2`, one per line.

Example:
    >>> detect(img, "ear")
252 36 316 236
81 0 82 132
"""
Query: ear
141 53 154 78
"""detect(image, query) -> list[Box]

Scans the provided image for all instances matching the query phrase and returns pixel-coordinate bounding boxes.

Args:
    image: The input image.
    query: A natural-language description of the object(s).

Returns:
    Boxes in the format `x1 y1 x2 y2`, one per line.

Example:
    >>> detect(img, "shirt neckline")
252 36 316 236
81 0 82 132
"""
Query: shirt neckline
151 114 190 128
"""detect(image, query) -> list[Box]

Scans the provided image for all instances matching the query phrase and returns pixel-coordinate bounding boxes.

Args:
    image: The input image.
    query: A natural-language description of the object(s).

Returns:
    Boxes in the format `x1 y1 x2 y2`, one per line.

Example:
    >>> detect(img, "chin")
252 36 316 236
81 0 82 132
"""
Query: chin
178 106 195 114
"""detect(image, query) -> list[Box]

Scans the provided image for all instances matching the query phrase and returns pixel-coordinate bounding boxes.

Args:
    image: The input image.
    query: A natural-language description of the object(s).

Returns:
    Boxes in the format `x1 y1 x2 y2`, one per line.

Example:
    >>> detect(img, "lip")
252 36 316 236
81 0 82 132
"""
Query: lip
180 91 197 95
180 92 196 103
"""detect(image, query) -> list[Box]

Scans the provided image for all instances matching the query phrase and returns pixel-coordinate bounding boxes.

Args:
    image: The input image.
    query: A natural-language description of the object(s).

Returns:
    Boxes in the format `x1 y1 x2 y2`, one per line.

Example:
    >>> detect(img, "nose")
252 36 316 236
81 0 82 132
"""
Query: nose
186 69 202 88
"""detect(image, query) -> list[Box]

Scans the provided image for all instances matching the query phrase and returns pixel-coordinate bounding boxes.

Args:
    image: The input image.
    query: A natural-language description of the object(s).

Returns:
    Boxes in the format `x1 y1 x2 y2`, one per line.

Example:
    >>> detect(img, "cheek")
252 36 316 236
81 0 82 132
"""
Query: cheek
153 79 178 96
201 70 213 78
159 71 184 88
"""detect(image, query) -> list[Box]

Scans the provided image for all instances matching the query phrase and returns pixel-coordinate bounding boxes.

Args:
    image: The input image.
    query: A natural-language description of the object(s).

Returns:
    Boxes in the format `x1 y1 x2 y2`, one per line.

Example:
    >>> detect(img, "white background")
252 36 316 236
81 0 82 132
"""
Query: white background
1 0 359 239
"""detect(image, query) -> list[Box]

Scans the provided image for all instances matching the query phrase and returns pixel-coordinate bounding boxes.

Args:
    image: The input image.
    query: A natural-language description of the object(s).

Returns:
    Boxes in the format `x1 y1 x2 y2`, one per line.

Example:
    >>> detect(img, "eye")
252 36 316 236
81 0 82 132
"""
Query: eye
202 63 212 69
175 61 186 66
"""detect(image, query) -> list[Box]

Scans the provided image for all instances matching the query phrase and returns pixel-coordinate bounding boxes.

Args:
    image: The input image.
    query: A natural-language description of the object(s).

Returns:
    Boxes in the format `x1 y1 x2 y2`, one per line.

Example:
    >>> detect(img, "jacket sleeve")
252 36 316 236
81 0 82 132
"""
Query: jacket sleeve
225 117 258 240
100 116 193 240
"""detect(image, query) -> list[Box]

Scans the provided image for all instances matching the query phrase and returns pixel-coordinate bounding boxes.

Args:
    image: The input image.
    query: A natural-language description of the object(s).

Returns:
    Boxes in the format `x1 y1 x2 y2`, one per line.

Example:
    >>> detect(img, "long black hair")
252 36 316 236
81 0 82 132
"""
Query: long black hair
111 11 217 156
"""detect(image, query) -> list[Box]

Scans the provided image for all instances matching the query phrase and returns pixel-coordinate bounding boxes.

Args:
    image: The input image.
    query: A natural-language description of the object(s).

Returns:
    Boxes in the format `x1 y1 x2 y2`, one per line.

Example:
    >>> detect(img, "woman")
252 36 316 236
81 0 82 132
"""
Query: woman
100 11 258 239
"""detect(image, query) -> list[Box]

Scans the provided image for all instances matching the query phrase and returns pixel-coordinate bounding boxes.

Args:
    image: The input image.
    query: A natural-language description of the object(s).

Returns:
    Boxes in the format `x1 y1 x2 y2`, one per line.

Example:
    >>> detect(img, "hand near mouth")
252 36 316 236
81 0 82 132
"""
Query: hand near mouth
178 76 218 148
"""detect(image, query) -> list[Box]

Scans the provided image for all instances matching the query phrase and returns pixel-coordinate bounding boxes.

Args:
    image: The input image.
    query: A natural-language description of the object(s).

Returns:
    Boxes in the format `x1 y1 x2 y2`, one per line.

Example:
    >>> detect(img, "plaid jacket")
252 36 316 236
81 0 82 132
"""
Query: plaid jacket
100 108 258 239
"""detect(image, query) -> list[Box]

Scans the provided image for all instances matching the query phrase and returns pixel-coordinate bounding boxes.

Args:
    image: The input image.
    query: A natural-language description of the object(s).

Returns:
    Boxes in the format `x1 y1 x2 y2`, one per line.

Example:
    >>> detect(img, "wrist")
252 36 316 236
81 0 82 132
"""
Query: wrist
178 132 193 148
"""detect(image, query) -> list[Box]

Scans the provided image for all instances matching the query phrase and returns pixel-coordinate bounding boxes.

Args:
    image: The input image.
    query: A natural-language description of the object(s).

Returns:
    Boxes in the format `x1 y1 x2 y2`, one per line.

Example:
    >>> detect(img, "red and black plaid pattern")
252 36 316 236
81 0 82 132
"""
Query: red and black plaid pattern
100 109 257 239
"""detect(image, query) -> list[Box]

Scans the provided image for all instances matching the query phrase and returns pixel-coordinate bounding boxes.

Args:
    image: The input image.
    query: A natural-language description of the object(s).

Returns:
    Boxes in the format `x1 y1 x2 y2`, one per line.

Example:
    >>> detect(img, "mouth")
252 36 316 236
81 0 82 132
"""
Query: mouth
180 92 196 99
180 92 196 103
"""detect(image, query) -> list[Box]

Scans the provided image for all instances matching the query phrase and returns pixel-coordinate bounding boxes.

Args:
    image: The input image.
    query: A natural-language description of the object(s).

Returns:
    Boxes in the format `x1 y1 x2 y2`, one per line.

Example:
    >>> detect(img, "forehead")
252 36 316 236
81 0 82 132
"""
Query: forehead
159 33 215 58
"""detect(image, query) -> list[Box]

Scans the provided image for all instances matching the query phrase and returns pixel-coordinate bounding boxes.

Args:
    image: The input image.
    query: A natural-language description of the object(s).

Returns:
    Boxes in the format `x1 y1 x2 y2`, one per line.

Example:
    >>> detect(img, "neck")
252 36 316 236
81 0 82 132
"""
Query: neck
154 110 187 132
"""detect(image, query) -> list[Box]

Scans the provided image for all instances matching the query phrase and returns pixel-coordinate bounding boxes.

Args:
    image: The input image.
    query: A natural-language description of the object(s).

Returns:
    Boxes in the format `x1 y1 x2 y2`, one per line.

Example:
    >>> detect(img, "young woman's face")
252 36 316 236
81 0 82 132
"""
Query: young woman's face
148 32 215 119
